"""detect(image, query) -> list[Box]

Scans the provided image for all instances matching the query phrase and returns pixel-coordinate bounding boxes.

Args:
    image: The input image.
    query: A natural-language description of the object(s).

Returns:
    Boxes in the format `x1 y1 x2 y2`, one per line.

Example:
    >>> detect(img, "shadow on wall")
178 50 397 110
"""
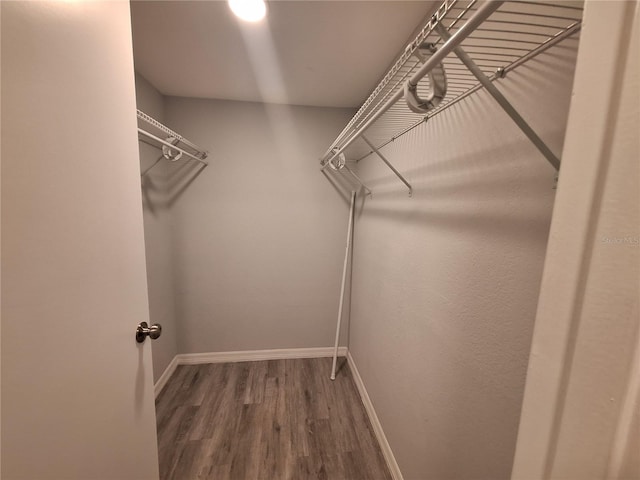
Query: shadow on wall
351 134 557 247
321 168 357 206
345 42 577 238
139 141 207 215
347 136 558 479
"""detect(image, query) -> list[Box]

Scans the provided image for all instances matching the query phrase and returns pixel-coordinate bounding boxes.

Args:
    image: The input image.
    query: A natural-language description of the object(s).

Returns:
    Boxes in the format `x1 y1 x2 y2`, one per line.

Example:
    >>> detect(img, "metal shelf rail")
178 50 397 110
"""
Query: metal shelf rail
320 0 583 195
137 109 209 175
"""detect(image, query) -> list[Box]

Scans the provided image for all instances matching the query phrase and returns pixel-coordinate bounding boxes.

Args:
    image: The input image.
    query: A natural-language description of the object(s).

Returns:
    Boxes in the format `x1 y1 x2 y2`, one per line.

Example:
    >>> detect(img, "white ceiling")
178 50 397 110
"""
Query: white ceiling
130 1 437 108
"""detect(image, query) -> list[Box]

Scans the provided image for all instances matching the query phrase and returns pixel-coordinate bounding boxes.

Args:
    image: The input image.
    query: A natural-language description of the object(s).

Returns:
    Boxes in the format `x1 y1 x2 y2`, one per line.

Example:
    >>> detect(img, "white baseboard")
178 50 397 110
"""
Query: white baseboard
154 346 347 397
176 346 348 365
154 355 178 398
347 351 404 480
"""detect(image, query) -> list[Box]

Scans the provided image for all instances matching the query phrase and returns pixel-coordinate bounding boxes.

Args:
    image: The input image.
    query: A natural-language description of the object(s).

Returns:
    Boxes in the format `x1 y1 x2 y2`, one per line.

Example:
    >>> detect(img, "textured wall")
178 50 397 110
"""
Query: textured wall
346 39 580 479
163 98 353 354
135 73 180 383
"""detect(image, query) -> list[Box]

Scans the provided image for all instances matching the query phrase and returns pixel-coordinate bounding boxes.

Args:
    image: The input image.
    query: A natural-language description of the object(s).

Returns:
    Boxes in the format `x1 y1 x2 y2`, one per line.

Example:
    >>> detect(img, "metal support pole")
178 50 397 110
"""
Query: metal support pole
331 191 356 381
361 135 413 196
435 23 561 170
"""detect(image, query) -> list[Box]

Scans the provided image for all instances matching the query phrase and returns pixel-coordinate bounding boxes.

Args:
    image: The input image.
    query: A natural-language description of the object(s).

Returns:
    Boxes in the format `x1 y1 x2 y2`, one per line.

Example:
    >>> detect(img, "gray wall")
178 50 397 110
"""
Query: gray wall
163 98 353 354
346 40 581 479
134 88 354 365
134 35 580 479
135 73 179 382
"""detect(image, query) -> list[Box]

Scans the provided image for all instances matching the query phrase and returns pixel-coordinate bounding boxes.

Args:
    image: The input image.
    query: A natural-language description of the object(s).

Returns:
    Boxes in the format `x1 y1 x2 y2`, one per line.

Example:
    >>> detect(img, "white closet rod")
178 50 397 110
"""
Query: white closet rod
320 0 503 168
137 109 209 167
137 129 209 166
137 109 206 157
353 20 582 163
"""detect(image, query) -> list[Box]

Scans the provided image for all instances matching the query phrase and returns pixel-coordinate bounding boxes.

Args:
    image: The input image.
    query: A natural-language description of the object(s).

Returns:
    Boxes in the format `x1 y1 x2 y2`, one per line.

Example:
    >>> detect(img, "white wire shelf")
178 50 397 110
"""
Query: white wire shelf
137 109 209 167
322 0 583 165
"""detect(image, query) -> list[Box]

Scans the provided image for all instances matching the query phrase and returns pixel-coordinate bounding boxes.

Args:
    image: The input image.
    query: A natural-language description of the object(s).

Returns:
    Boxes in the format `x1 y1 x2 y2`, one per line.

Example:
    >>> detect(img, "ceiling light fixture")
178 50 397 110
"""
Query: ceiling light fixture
228 0 267 22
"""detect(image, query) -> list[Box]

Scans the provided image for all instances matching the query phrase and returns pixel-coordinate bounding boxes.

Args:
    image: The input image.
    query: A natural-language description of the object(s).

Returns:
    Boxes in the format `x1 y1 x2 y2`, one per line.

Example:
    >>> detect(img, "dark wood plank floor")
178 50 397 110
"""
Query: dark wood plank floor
155 357 392 480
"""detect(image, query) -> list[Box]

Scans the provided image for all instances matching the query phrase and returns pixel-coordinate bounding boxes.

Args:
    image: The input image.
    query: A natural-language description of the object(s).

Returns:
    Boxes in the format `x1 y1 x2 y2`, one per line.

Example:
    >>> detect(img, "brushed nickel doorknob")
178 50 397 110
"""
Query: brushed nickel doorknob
136 322 162 343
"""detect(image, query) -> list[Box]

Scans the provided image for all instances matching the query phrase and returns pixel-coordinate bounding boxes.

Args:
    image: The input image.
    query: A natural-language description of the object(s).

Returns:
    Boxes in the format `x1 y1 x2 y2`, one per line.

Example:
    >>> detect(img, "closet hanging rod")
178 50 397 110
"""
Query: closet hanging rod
320 0 503 168
137 109 207 158
323 0 476 160
353 19 581 163
324 0 462 156
322 0 584 169
138 129 209 166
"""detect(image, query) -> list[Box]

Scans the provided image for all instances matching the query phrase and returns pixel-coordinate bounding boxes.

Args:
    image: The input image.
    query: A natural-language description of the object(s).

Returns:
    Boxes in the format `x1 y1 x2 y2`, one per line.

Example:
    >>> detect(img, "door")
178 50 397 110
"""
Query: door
1 2 159 479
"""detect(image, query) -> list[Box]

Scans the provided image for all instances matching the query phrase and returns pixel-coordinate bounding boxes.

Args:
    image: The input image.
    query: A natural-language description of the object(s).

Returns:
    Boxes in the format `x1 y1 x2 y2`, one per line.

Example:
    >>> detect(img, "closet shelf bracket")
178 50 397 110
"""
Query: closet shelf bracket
321 150 373 196
434 23 561 171
361 135 412 196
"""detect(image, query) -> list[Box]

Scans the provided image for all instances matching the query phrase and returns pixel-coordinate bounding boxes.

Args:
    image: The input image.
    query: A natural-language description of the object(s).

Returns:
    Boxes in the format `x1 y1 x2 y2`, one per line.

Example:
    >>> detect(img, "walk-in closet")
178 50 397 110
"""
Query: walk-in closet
2 1 638 479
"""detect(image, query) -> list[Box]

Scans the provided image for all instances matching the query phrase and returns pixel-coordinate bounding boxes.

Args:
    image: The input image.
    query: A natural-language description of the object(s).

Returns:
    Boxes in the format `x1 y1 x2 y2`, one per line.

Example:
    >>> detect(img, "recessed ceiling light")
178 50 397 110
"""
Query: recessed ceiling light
228 0 267 23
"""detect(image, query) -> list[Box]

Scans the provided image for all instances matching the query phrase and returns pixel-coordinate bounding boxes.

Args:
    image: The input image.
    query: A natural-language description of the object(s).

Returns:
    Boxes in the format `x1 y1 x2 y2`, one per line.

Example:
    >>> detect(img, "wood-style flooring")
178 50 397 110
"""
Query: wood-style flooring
155 357 392 480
